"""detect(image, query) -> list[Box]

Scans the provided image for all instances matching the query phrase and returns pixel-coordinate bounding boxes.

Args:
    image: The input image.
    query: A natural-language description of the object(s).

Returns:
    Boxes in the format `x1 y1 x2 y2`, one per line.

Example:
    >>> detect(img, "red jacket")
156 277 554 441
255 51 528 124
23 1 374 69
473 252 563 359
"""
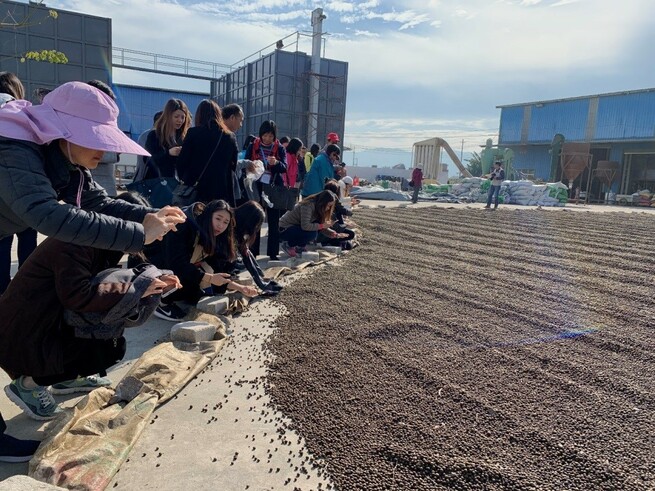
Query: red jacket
411 167 423 186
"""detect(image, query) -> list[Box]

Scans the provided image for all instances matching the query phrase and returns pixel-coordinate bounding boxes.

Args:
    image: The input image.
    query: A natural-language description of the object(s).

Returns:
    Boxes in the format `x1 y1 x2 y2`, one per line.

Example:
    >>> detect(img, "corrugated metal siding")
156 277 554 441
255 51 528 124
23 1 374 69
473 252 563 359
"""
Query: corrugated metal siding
113 85 209 140
528 99 588 143
213 51 347 148
509 145 551 180
499 106 523 144
595 92 655 141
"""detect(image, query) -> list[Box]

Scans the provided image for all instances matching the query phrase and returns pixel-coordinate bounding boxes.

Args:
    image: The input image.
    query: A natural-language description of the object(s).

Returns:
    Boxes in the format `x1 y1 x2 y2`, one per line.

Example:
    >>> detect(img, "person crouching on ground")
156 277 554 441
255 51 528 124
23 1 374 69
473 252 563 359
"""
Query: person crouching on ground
279 190 348 257
485 160 505 209
234 201 283 296
0 232 180 421
321 180 356 249
146 200 258 321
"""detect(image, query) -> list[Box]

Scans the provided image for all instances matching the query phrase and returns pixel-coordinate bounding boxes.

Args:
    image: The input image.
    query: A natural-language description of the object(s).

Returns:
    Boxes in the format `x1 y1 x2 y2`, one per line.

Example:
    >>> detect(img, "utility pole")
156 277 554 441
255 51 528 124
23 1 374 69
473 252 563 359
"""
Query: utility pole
460 139 464 163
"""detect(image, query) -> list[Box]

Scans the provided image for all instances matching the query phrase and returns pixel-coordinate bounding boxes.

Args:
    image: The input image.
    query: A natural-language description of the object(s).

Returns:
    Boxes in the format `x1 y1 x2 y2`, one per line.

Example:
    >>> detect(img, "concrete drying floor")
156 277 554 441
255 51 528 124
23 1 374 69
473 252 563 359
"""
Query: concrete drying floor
1 201 654 490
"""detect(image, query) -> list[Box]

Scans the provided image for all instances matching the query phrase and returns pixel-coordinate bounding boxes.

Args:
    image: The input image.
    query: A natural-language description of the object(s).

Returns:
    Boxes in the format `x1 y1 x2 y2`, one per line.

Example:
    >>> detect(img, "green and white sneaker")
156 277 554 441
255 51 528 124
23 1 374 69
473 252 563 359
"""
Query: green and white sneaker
4 377 62 421
50 375 112 395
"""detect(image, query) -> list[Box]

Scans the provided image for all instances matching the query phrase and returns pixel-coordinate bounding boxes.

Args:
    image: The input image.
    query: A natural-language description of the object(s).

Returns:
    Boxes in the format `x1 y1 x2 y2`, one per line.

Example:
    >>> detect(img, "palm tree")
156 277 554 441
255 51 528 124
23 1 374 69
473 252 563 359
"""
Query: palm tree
465 152 482 177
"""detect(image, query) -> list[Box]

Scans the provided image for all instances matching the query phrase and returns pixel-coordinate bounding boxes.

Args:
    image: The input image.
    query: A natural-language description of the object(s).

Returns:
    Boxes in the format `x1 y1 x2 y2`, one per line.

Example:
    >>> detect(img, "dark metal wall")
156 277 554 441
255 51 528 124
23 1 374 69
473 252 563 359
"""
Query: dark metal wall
212 50 348 149
0 0 111 100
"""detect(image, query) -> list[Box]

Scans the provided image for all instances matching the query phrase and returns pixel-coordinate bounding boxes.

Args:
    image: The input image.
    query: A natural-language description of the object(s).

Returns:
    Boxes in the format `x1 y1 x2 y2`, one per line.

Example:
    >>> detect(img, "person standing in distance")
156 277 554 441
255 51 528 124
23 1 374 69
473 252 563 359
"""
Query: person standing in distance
485 160 505 210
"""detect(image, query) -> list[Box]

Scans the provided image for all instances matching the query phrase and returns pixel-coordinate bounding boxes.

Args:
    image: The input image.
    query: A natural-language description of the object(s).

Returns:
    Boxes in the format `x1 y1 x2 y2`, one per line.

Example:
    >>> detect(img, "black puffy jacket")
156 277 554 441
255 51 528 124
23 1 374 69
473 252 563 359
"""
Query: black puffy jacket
0 137 156 252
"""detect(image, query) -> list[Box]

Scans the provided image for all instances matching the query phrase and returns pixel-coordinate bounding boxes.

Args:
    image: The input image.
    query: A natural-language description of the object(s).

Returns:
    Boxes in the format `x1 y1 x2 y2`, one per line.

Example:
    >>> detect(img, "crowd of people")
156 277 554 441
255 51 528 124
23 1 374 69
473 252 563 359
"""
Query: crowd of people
0 72 358 463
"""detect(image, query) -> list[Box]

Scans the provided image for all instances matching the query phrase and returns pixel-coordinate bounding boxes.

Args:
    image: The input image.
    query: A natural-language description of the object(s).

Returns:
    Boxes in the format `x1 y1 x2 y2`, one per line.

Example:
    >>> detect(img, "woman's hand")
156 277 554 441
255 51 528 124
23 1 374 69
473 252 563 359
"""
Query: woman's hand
142 274 181 298
169 146 182 157
267 155 277 167
237 285 258 298
143 207 186 244
210 272 232 286
142 278 167 298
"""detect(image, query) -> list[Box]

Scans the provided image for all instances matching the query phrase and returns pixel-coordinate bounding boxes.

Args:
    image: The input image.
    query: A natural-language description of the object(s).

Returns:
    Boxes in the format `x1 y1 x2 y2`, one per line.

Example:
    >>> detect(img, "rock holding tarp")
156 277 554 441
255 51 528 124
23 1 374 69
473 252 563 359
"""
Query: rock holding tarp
0 476 65 490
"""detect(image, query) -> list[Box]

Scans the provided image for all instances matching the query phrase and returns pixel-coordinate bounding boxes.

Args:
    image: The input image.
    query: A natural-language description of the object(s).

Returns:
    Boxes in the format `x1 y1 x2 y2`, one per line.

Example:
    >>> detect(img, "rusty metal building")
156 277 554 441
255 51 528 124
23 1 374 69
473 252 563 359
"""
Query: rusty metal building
498 88 655 198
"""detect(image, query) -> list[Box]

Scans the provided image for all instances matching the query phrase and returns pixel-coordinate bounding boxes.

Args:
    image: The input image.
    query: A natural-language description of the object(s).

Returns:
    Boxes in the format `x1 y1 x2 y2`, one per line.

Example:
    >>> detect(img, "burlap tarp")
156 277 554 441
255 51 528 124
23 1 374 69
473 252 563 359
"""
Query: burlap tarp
263 250 338 280
28 318 227 490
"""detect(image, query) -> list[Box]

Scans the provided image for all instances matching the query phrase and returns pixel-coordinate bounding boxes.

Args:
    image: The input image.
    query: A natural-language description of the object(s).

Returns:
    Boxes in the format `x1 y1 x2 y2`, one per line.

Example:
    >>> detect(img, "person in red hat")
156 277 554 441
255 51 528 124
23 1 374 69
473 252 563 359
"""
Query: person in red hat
322 132 340 152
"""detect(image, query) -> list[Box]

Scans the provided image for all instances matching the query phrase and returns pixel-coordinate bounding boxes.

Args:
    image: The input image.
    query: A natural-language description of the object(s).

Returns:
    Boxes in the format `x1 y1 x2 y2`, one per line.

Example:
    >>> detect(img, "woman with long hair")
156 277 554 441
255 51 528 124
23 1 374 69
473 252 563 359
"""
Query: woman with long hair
146 199 258 320
143 98 191 179
176 99 239 206
244 120 287 260
234 201 283 295
283 137 304 188
278 190 348 257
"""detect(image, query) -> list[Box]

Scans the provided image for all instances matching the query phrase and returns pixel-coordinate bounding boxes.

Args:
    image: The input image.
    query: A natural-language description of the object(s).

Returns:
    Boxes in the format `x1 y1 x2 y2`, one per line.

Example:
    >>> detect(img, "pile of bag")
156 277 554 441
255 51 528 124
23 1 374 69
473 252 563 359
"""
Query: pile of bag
450 178 499 203
450 178 569 207
507 181 568 206
633 190 652 207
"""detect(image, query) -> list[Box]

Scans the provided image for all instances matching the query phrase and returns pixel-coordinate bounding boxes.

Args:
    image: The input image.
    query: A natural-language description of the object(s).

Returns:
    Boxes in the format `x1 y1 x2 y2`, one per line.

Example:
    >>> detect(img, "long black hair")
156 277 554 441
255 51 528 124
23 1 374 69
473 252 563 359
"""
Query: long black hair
286 137 303 156
195 200 236 261
234 201 265 252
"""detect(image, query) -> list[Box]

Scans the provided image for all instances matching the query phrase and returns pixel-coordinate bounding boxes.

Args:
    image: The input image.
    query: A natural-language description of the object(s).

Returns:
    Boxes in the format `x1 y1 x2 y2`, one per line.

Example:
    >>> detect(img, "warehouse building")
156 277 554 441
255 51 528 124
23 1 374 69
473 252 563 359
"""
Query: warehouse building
1 1 347 151
498 88 655 199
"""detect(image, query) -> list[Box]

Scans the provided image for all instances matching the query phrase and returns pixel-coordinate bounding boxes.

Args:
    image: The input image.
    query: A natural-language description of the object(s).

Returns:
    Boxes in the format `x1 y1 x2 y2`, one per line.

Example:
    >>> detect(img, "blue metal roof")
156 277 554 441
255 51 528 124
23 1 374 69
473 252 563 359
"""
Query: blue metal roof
113 84 209 140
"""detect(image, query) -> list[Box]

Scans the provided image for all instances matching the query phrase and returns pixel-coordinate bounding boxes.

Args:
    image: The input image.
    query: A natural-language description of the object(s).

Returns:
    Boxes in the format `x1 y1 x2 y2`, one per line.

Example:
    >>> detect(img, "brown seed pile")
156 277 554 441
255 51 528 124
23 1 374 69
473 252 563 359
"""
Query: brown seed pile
266 207 655 490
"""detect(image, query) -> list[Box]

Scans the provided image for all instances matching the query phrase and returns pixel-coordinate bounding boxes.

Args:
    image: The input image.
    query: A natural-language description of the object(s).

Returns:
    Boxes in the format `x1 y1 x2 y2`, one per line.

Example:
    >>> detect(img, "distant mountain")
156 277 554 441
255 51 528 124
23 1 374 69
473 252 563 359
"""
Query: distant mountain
341 148 474 177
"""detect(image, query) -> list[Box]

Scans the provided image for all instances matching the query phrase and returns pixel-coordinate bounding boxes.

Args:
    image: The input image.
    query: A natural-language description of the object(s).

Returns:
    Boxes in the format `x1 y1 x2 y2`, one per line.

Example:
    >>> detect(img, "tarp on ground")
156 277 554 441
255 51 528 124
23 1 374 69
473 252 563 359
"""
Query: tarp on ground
29 321 227 491
350 186 412 201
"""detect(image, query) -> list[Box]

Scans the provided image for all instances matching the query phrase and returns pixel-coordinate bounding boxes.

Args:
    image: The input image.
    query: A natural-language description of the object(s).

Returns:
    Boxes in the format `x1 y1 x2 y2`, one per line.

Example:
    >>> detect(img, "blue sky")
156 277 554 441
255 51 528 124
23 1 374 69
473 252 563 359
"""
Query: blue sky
42 0 655 165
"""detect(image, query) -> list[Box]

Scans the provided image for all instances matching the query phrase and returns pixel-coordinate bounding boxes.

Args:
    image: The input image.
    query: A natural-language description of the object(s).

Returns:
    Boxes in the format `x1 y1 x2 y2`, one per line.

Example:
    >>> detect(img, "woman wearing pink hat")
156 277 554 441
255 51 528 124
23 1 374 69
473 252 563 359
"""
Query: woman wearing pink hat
0 81 185 462
0 81 185 249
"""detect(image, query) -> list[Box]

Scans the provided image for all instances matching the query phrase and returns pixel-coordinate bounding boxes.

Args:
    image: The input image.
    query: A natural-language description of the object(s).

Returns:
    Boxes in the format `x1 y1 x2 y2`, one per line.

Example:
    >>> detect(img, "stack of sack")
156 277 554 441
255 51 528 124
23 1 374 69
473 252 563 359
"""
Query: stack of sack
634 190 652 207
507 181 568 206
450 178 569 207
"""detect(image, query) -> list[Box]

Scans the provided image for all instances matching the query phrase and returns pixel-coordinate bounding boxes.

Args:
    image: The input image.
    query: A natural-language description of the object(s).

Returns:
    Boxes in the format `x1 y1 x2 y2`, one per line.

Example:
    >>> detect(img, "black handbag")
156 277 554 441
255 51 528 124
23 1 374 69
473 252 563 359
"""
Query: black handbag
125 175 178 209
262 172 299 211
172 131 223 206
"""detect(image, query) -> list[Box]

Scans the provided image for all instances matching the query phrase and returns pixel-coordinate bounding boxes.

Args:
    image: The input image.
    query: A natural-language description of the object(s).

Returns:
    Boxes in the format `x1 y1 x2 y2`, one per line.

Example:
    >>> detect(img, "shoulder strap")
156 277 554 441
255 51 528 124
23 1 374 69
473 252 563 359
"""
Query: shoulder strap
191 130 224 186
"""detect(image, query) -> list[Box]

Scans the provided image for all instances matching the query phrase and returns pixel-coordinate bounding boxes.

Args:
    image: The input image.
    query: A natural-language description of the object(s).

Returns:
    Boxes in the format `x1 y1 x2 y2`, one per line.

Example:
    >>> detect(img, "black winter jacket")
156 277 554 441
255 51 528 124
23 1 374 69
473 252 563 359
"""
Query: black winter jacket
143 129 182 179
176 125 238 206
0 239 163 379
145 203 233 302
0 137 155 252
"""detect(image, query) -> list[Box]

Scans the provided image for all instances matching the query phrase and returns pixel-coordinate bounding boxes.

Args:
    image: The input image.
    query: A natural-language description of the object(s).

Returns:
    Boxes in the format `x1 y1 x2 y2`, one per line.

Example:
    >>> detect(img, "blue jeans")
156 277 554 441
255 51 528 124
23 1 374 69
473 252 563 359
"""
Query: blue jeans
279 226 317 248
486 185 501 208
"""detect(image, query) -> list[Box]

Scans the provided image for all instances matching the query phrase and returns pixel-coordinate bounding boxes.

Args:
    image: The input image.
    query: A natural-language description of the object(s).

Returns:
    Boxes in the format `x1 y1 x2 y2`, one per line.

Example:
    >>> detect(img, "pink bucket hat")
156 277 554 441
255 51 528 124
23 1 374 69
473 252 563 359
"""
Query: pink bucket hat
0 81 149 156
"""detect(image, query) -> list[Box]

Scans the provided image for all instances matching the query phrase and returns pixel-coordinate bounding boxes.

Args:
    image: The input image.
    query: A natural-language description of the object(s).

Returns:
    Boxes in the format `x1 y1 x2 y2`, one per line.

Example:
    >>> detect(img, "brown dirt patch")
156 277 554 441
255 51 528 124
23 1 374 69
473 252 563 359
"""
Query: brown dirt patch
267 207 655 490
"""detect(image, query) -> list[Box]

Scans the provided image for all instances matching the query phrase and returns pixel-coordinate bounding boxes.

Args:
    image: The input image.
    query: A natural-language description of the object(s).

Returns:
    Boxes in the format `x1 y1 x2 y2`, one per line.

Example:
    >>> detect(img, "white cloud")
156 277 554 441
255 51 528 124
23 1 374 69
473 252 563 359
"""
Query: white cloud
47 0 655 151
326 1 356 13
354 30 380 37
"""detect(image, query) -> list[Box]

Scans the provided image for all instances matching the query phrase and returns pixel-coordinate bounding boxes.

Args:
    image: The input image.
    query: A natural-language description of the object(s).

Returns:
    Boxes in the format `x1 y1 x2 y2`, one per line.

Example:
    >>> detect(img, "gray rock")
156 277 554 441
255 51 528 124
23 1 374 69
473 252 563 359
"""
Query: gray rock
0 476 65 490
196 296 230 316
171 320 217 343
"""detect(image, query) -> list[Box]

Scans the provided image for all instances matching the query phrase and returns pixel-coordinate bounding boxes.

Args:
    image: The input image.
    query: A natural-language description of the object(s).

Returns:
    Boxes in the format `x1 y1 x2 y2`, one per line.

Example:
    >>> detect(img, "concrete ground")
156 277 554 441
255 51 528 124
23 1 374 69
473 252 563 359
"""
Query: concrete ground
0 199 653 489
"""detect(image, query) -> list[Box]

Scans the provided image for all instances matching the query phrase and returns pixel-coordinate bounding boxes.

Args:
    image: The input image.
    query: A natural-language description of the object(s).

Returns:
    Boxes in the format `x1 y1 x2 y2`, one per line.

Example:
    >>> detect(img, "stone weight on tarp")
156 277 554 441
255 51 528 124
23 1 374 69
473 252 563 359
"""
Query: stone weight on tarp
196 295 230 315
170 320 217 343
0 476 66 490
